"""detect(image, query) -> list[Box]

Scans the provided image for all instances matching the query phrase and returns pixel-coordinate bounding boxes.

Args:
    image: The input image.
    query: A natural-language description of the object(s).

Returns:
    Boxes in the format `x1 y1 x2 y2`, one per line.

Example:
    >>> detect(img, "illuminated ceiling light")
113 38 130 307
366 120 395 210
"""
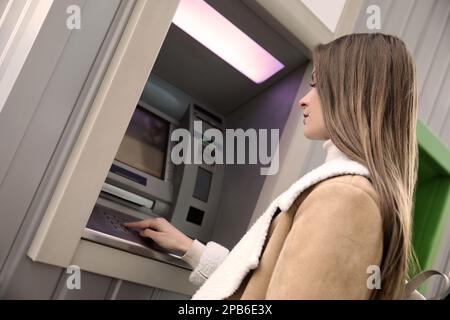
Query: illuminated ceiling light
172 0 285 84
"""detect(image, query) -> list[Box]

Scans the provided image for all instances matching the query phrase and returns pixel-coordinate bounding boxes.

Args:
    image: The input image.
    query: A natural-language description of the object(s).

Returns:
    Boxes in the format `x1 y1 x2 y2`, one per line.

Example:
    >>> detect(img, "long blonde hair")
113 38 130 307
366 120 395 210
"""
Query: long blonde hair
313 33 419 299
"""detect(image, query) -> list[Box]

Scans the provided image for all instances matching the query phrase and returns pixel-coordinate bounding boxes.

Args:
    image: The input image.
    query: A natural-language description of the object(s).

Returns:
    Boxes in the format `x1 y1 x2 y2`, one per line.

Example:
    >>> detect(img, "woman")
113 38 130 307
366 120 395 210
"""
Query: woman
125 33 419 300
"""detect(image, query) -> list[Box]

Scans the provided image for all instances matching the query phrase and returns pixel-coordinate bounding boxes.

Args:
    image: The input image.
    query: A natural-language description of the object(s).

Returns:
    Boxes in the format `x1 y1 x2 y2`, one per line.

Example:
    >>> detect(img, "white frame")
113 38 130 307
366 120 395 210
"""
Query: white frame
27 0 198 295
0 0 54 113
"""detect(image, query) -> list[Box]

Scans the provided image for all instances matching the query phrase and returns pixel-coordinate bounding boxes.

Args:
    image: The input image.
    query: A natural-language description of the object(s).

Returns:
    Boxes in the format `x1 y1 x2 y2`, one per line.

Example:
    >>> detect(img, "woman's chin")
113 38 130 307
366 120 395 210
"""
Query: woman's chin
303 130 324 140
303 128 313 139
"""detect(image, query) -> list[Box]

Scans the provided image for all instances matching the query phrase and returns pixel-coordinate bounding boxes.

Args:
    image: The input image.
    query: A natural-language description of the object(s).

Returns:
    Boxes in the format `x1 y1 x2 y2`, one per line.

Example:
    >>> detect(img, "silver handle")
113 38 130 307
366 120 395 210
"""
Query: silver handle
101 183 154 209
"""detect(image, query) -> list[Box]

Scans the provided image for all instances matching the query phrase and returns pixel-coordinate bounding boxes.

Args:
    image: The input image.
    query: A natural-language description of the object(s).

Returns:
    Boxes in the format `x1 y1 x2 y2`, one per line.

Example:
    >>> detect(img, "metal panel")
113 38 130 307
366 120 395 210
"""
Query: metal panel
151 288 191 300
427 20 450 134
108 280 155 300
0 0 129 298
382 0 417 36
352 0 450 148
0 258 64 299
402 0 436 54
53 270 114 300
0 0 85 186
420 15 450 124
413 0 450 115
0 0 117 267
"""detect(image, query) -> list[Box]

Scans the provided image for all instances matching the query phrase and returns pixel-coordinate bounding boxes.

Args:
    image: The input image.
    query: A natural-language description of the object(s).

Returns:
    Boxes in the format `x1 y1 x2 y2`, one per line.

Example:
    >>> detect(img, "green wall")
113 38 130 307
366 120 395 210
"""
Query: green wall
413 121 450 275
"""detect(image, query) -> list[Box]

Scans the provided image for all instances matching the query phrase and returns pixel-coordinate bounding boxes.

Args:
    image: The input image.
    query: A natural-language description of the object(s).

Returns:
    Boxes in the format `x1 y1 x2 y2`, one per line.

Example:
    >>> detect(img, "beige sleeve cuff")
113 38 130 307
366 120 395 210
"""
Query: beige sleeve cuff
181 239 206 268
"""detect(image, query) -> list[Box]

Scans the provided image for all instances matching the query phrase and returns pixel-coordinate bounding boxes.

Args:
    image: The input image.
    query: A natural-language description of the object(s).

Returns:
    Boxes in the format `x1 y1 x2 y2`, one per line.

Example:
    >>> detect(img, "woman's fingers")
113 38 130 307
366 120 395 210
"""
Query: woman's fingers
139 228 158 239
124 218 158 229
124 217 190 254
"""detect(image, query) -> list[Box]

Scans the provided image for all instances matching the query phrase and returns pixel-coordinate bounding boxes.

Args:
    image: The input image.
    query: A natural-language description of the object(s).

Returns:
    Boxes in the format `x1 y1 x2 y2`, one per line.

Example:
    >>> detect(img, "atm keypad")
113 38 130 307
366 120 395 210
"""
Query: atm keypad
86 204 168 254
104 212 130 234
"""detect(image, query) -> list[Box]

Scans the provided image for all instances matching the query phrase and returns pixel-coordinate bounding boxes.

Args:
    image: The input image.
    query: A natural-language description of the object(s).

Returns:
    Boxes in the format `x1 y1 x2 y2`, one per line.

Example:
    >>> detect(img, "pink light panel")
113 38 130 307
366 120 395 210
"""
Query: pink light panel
172 0 285 84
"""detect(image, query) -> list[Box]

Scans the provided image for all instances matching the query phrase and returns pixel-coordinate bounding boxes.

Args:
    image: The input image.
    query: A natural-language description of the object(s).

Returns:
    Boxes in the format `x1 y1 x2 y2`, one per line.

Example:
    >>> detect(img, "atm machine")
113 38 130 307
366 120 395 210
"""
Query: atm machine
79 0 312 279
82 74 226 270
72 0 316 276
24 0 315 297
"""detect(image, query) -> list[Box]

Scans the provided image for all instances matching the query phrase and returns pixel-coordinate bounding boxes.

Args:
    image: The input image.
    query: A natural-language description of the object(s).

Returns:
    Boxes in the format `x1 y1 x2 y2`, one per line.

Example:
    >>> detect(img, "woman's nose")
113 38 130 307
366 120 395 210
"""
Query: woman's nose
298 98 307 109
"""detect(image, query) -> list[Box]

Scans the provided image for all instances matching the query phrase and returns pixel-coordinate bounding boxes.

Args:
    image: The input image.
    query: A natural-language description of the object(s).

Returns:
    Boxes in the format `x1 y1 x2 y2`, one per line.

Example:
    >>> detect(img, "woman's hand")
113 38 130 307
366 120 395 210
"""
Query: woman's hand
123 217 193 255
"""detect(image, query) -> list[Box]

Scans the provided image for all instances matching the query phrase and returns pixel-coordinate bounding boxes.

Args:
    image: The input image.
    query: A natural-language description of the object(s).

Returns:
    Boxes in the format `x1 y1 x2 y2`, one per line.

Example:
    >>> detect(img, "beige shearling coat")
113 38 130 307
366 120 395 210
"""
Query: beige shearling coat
181 140 425 299
226 174 382 299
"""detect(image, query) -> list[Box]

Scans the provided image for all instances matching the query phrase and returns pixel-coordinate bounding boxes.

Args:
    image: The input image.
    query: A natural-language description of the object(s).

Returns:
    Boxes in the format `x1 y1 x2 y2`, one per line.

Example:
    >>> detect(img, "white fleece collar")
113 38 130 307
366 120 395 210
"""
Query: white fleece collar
191 140 371 300
323 139 344 162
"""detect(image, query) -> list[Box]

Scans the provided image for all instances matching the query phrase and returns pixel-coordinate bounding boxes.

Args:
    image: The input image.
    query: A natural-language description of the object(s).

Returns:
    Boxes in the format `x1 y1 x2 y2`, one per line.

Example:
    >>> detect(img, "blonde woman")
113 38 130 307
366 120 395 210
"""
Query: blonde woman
125 33 419 300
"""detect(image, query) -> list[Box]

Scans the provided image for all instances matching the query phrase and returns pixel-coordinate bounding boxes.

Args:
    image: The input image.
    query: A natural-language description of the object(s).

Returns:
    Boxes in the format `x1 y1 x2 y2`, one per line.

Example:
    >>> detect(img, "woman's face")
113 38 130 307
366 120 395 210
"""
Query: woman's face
298 70 330 140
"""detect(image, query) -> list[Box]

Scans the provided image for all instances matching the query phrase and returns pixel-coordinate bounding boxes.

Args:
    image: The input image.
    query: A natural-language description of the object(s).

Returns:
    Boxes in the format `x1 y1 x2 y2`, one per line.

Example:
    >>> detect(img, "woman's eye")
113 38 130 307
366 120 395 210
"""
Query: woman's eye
309 82 316 88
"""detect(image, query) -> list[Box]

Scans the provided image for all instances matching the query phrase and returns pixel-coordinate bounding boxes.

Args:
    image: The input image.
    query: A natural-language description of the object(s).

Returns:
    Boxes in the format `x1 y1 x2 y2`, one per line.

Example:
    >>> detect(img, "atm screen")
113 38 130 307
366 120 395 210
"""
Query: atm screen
116 105 170 179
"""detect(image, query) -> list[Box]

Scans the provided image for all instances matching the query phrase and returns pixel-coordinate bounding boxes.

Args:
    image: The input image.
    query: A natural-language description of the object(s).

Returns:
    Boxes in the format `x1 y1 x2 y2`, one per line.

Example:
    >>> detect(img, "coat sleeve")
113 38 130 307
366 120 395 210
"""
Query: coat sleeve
265 182 383 299
181 239 230 286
